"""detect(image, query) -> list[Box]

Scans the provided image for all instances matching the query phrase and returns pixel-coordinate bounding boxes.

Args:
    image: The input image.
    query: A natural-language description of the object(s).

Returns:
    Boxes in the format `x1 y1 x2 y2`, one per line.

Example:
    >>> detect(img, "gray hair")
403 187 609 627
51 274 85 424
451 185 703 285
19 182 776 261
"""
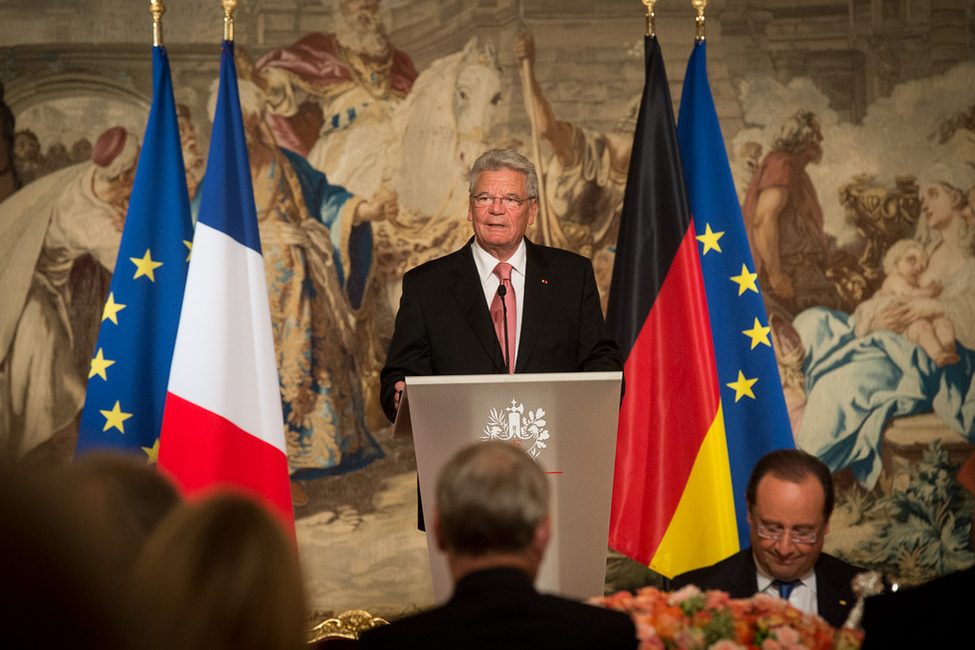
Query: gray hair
436 441 549 557
468 148 539 199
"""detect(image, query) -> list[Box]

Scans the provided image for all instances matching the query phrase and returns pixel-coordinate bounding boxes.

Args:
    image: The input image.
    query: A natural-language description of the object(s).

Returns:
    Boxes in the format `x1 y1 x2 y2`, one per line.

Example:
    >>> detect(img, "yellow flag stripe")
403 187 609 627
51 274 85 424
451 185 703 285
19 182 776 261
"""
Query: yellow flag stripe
649 402 739 579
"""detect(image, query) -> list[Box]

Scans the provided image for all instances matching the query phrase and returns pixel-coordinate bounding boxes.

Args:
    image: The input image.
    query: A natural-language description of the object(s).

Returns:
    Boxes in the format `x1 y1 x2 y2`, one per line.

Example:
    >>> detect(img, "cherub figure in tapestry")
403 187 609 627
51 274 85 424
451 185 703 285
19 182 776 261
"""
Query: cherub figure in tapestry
854 238 960 367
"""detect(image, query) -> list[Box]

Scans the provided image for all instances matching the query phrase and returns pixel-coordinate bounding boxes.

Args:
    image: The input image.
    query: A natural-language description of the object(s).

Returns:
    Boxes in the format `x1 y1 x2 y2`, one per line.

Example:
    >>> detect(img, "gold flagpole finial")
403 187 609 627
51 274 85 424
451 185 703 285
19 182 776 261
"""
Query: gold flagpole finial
222 0 238 42
150 0 165 47
643 0 658 37
692 0 708 42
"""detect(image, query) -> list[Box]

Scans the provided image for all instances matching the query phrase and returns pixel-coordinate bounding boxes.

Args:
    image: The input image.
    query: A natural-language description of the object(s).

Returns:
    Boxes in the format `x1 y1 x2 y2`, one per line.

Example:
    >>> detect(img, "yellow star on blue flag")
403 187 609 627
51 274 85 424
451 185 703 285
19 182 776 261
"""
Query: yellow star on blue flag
89 348 115 380
77 44 193 456
696 223 724 255
102 293 126 324
726 371 758 402
131 249 163 282
742 318 772 349
730 264 759 295
677 37 794 550
100 401 133 433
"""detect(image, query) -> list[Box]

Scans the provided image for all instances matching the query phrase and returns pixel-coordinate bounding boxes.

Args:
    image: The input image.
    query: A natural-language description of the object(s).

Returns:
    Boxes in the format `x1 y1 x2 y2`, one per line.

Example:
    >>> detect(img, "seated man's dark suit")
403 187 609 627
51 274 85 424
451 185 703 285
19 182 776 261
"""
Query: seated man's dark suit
668 548 862 628
358 567 638 650
861 564 974 649
380 237 621 421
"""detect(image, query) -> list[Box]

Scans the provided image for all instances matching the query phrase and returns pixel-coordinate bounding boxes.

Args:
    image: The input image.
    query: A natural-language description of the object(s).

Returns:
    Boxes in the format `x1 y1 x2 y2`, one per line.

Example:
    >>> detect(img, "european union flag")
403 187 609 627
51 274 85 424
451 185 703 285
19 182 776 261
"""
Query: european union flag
677 39 795 546
76 45 193 461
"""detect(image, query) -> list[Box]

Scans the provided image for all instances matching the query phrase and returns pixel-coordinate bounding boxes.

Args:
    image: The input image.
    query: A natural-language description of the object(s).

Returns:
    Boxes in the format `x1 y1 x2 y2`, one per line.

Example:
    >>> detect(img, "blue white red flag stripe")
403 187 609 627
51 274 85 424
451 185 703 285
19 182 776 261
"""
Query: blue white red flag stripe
159 41 293 532
164 222 287 450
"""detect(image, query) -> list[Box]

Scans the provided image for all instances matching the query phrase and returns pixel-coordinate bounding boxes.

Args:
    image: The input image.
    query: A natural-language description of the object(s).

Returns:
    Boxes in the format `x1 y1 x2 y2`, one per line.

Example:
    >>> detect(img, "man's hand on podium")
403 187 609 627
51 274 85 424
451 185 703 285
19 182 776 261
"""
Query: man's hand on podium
393 380 405 413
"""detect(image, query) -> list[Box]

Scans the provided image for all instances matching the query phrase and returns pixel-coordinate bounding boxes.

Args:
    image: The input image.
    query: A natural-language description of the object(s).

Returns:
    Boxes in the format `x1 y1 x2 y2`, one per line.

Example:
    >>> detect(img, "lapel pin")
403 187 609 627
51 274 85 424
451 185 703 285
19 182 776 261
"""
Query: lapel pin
541 279 548 284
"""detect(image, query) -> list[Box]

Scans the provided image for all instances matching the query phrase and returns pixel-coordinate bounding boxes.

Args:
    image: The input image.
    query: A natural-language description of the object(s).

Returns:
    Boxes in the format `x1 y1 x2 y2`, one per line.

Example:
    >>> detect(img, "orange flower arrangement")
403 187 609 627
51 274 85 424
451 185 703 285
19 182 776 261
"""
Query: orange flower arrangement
592 586 864 650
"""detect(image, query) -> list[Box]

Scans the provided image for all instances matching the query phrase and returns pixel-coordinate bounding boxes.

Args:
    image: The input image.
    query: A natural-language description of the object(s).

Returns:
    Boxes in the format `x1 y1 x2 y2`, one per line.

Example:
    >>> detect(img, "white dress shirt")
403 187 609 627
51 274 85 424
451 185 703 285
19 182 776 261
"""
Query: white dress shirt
756 563 818 617
471 239 526 363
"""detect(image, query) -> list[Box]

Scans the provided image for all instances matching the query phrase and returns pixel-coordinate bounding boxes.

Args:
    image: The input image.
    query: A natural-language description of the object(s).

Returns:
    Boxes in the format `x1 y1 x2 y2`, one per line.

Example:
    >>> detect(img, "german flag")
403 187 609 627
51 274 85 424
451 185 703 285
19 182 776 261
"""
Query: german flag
606 34 733 578
607 35 795 579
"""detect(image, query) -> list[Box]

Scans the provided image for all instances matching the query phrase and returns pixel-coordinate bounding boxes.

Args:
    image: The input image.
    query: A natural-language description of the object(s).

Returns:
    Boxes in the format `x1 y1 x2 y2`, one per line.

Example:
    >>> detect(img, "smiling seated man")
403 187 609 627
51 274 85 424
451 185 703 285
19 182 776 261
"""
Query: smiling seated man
669 449 862 628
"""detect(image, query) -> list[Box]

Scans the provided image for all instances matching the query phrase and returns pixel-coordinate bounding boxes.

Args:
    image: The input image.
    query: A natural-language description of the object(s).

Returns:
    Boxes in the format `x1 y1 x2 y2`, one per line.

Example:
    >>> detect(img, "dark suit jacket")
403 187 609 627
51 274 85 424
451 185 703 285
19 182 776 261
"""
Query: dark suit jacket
861 564 974 649
358 567 638 650
668 548 862 628
380 237 621 422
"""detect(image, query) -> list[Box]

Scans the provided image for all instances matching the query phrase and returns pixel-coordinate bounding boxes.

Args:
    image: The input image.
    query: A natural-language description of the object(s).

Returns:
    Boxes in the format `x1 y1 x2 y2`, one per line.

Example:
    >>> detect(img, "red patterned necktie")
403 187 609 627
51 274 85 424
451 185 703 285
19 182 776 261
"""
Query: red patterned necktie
490 262 516 373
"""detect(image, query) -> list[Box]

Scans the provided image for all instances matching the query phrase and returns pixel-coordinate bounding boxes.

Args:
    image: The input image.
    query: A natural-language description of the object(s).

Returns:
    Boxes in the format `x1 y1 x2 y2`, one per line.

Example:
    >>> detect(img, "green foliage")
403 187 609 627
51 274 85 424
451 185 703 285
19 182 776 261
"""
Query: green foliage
701 608 736 646
842 441 975 586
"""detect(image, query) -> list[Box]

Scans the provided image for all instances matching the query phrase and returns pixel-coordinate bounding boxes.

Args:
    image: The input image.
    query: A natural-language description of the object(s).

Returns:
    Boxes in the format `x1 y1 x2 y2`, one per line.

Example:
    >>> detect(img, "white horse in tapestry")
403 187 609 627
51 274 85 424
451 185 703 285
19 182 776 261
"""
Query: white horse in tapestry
376 37 502 307
306 37 503 311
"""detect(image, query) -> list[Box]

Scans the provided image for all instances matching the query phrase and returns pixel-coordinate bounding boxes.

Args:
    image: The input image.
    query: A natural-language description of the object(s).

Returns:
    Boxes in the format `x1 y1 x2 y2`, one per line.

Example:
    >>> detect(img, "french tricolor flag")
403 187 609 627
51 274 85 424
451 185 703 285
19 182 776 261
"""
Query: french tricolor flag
159 41 294 533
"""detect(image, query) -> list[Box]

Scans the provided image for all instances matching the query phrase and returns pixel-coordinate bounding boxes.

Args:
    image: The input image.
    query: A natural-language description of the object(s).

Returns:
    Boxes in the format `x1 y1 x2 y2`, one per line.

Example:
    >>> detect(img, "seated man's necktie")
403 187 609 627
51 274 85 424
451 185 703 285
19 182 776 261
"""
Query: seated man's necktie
771 578 801 600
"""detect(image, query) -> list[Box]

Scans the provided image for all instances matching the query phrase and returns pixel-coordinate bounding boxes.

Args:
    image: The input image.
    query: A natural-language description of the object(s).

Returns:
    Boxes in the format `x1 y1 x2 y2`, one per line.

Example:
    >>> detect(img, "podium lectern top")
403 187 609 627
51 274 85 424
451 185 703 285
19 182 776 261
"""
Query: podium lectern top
396 371 623 604
393 371 622 439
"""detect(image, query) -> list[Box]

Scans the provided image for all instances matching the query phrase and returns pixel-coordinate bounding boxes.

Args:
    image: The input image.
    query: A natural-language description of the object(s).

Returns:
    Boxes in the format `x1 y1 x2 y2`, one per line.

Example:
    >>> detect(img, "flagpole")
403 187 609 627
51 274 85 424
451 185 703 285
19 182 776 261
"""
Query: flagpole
77 0 194 459
158 0 295 532
675 0 796 554
643 0 657 38
692 0 708 42
222 0 237 42
150 0 164 47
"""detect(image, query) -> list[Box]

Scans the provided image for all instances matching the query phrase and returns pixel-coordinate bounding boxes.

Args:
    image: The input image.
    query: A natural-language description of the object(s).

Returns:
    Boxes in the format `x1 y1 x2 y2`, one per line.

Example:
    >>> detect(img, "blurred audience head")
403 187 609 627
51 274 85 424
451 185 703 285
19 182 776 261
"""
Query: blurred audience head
434 441 550 581
1 455 134 649
127 492 306 650
60 451 181 570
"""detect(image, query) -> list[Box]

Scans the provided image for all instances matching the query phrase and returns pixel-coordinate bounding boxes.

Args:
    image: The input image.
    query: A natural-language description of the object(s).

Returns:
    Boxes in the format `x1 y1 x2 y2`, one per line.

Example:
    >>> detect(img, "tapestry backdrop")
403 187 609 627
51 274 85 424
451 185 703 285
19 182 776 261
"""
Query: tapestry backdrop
2 0 974 619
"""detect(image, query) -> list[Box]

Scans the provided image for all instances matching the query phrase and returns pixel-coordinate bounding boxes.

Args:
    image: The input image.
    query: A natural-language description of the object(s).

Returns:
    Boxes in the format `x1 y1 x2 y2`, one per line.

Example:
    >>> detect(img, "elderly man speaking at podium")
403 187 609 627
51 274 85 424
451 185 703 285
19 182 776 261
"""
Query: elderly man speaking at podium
379 148 621 423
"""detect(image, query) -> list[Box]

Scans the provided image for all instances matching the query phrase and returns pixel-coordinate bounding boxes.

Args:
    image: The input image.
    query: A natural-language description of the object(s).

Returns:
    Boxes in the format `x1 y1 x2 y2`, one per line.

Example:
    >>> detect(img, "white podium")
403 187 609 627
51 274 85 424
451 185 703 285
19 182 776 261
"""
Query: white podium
395 371 623 604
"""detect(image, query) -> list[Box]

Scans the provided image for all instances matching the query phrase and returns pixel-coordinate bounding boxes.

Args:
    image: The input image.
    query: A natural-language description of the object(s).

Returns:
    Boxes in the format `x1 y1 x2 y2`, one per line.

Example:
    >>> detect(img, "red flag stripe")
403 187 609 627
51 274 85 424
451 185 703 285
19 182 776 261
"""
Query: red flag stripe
159 392 293 530
610 223 719 561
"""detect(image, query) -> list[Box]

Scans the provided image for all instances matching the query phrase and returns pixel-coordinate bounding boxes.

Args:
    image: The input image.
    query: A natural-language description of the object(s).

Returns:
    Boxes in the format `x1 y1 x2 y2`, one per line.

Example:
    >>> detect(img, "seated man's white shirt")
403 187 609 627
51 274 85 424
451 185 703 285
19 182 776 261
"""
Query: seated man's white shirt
472 239 526 357
755 565 818 618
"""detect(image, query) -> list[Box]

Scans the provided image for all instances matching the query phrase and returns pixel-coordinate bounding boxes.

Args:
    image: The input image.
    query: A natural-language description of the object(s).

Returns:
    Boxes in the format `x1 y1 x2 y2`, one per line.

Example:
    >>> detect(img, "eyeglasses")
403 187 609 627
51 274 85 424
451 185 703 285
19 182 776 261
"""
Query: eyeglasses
471 194 533 210
756 525 819 545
